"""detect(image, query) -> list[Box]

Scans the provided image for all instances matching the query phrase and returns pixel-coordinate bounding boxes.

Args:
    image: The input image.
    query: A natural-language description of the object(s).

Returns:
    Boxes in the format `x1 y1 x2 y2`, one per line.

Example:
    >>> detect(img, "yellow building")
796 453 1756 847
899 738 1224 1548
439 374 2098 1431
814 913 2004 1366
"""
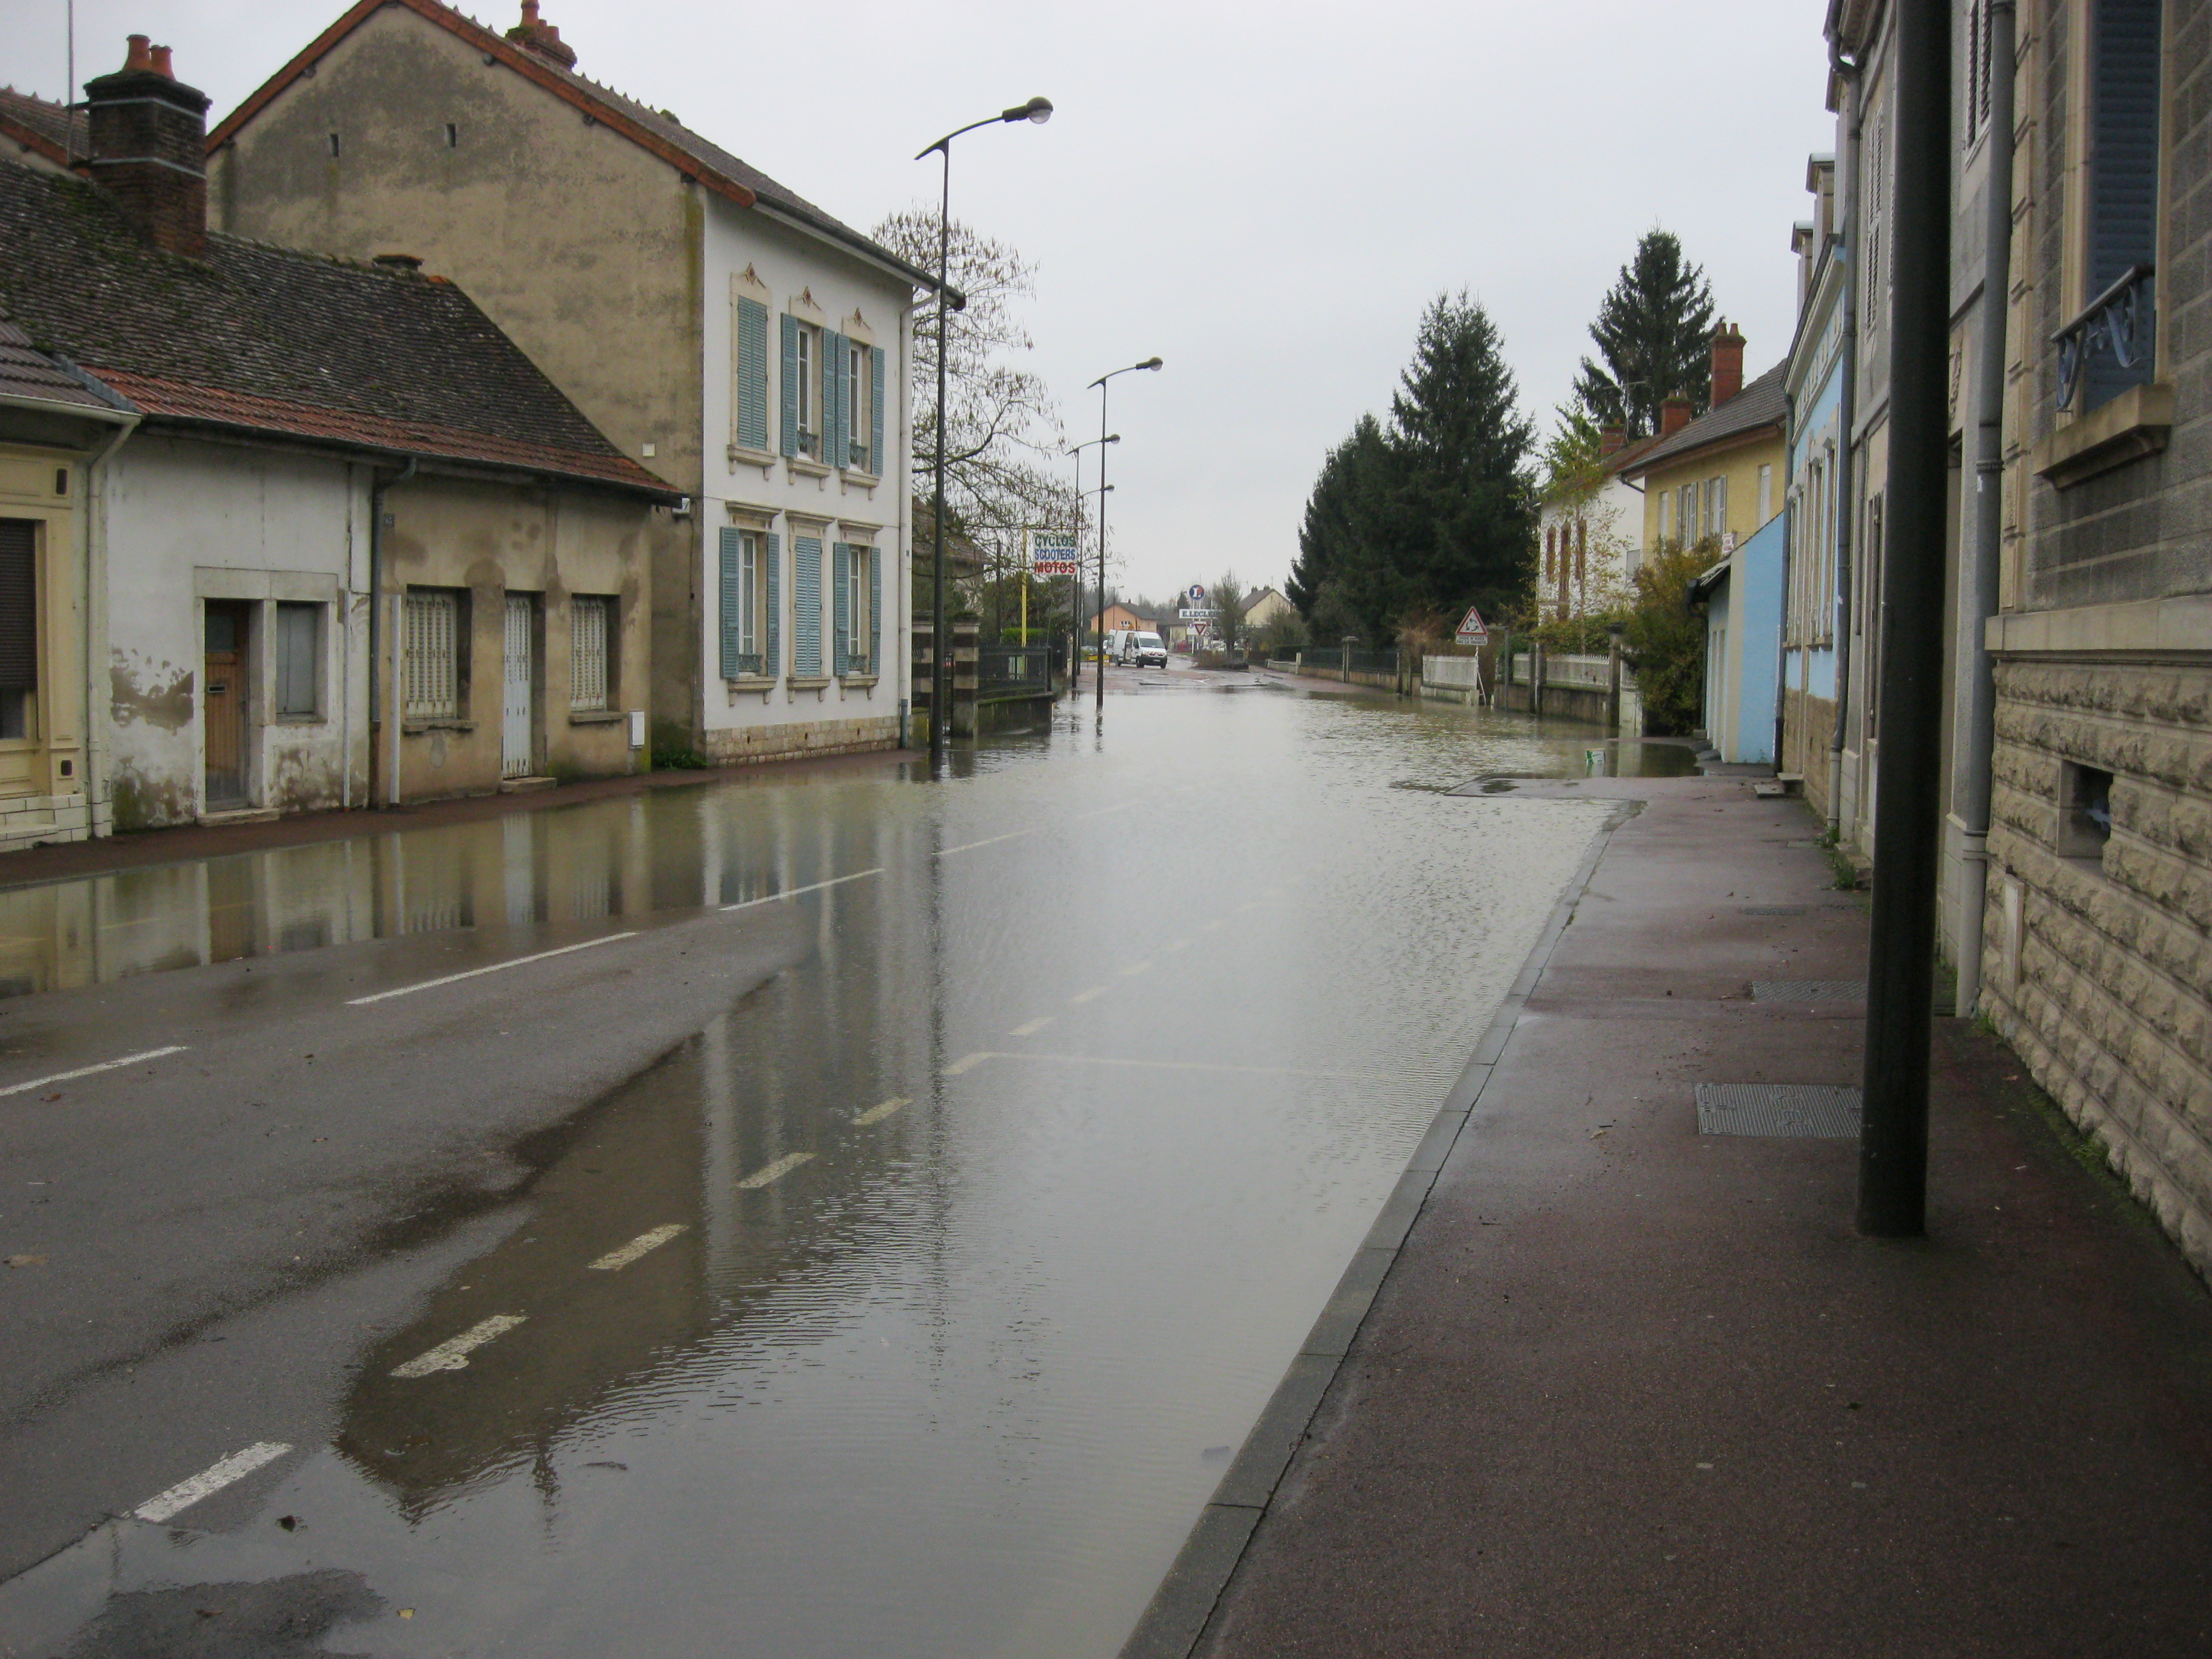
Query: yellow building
1618 335 1789 558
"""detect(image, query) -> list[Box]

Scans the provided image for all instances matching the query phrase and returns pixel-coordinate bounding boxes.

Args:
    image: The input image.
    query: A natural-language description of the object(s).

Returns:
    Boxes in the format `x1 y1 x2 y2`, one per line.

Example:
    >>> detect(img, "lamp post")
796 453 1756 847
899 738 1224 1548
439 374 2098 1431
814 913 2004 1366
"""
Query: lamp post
1066 434 1118 697
1087 358 1161 712
917 96 1052 767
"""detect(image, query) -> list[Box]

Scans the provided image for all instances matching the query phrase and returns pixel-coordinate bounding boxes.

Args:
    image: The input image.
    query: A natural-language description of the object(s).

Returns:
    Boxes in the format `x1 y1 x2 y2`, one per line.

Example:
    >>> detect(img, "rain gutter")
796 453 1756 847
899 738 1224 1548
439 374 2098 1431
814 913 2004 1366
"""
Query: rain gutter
1826 31 1864 836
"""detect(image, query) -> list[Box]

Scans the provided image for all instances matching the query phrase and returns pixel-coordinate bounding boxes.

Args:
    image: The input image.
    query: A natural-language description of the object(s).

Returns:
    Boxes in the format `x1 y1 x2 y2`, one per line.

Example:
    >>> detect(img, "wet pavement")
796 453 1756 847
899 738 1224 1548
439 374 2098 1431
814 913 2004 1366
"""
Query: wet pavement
2 672 1631 1657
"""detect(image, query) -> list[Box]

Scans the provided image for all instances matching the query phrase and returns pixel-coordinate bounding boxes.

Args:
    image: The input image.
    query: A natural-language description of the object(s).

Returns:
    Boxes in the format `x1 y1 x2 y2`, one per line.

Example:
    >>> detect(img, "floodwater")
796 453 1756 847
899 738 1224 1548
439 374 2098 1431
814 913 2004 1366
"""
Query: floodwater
4 678 1624 1658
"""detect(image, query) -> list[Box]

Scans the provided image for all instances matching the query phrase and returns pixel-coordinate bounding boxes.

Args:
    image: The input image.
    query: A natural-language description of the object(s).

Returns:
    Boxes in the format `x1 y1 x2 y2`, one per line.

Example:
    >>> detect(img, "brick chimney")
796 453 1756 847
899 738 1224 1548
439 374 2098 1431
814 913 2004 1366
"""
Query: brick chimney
507 1 578 70
84 36 210 259
1600 423 1625 457
1711 320 1747 407
1660 394 1693 438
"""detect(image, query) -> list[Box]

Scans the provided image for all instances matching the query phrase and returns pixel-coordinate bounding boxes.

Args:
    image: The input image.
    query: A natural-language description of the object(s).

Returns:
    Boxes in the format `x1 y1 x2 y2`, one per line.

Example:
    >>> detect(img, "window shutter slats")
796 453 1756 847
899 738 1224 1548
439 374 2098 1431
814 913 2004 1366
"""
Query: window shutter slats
794 536 823 677
737 298 770 452
824 333 848 471
869 545 882 674
833 542 851 676
719 526 744 679
0 520 37 692
780 313 800 457
870 346 886 475
765 533 782 677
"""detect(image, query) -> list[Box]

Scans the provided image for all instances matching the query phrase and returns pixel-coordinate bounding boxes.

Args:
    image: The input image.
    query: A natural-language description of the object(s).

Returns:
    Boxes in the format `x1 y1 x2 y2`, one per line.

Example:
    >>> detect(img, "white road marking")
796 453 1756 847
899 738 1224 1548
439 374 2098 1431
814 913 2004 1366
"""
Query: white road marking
347 934 637 1006
1069 986 1108 1004
944 1051 993 1075
1201 920 1225 933
1164 939 1191 953
1009 1017 1054 1037
736 1151 814 1190
133 1441 292 1523
0 1045 188 1099
936 832 1025 857
722 868 883 911
852 1096 910 1125
937 794 1162 860
587 1224 687 1272
1119 961 1152 977
1002 1051 1369 1080
391 1314 527 1378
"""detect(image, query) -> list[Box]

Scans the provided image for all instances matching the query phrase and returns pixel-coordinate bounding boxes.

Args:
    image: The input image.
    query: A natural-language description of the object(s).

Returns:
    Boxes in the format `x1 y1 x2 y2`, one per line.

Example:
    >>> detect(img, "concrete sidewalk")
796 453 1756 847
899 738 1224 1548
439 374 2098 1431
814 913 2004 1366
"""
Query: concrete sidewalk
1132 776 2212 1658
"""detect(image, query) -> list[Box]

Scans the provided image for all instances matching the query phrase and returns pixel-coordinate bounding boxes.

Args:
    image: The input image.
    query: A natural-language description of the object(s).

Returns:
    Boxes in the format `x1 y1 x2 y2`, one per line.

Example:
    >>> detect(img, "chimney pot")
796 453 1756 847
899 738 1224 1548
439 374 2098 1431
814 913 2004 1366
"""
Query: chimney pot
1710 321 1748 408
373 253 424 272
1600 423 1625 457
1661 394 1694 438
508 0 578 69
85 37 212 258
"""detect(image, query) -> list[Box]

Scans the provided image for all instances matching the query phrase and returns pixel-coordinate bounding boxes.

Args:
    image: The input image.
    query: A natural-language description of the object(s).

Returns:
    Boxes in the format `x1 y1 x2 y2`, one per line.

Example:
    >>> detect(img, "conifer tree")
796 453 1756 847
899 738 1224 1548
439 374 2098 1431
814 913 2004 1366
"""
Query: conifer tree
1571 230 1717 437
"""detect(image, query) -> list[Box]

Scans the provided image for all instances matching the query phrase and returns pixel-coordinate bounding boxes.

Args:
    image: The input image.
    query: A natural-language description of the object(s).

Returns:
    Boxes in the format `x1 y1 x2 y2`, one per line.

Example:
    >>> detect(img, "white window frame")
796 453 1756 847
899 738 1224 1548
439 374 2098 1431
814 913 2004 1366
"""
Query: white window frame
739 530 762 665
571 594 612 711
794 324 819 458
845 340 870 472
844 544 871 671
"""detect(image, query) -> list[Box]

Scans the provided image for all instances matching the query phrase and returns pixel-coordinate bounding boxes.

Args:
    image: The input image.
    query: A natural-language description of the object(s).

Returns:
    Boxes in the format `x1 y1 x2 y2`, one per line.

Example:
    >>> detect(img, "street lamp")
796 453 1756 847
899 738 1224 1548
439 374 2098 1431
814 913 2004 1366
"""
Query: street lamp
1087 357 1162 712
917 96 1053 767
1067 434 1118 697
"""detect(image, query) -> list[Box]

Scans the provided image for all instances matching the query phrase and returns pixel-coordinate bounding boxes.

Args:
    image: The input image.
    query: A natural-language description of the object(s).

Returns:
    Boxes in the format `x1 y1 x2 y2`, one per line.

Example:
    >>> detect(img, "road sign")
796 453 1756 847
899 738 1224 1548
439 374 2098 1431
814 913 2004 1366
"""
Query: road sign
1454 605 1489 645
1178 607 1218 620
1185 584 1206 603
1032 535 1079 578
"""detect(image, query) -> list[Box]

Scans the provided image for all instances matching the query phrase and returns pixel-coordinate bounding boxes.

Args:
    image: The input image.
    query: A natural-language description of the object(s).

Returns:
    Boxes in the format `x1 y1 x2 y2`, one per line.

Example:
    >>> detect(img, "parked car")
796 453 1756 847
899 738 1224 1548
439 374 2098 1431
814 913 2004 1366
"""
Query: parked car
1121 631 1168 668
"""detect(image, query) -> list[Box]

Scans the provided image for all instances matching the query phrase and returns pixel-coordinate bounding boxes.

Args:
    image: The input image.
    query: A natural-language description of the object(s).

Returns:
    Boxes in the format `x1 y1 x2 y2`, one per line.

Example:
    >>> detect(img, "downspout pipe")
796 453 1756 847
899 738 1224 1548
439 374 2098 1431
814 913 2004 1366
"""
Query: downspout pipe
1955 0 2016 1020
1828 35 1863 837
367 456 417 809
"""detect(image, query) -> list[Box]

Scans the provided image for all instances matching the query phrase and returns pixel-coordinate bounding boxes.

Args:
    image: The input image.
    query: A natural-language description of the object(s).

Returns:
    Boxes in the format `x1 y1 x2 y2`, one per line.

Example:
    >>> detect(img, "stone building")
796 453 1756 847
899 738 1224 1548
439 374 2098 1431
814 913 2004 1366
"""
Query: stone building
207 0 937 768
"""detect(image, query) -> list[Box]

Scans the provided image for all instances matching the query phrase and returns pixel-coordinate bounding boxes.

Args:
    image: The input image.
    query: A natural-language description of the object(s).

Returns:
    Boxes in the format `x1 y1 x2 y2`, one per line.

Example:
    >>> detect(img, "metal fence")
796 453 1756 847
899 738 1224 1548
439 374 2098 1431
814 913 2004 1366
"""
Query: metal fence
978 644 1052 697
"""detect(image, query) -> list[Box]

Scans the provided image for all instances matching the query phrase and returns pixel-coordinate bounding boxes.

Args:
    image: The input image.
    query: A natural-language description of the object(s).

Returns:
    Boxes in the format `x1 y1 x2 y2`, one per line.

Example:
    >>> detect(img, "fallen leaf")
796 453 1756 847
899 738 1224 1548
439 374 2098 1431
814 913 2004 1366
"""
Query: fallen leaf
398 1609 414 1620
5 1254 45 1268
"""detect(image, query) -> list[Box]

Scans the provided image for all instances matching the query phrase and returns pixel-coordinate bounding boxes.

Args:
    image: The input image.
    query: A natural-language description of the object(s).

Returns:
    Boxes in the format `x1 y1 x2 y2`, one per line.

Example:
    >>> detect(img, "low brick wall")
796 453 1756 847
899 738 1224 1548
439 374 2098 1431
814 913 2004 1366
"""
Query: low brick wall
701 715 900 768
1979 657 2212 1279
0 792 93 852
1781 688 1838 819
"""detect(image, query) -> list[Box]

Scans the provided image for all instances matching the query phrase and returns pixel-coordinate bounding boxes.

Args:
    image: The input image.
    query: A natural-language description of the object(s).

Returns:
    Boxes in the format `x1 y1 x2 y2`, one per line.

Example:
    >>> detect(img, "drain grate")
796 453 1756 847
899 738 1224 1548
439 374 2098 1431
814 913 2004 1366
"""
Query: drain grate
1696 1083 1862 1138
1751 980 1868 1002
1738 905 1808 916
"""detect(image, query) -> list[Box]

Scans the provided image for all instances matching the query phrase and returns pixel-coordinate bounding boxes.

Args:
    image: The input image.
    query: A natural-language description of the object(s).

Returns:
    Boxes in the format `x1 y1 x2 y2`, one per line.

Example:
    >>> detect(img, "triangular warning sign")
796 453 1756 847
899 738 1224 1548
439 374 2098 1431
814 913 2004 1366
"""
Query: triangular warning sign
1455 605 1489 643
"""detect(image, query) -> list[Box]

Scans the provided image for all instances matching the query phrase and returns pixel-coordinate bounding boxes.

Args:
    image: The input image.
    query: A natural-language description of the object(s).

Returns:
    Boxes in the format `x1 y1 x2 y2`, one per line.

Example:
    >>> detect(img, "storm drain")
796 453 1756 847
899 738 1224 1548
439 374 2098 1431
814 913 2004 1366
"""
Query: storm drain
1695 1083 1863 1138
1738 905 1808 916
1751 980 1868 1002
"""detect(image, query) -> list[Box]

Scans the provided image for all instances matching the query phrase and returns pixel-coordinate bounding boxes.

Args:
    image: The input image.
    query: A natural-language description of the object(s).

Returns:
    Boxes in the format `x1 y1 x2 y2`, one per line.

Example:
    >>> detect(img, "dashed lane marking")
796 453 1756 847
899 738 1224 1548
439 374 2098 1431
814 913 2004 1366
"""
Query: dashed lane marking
852 1096 910 1125
722 869 883 911
1002 1051 1369 1081
391 1315 527 1378
1201 920 1225 933
1119 961 1152 977
944 1051 992 1076
1010 1017 1054 1037
588 1224 688 1272
1163 940 1191 953
936 831 1025 857
1068 986 1108 1004
133 1442 292 1523
347 935 638 1006
736 1151 815 1190
0 1045 189 1099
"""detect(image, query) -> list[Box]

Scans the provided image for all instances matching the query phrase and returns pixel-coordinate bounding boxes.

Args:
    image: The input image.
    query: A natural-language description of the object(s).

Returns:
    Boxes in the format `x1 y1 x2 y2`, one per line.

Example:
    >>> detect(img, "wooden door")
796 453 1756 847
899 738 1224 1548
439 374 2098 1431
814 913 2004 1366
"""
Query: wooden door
501 595 534 779
203 601 251 808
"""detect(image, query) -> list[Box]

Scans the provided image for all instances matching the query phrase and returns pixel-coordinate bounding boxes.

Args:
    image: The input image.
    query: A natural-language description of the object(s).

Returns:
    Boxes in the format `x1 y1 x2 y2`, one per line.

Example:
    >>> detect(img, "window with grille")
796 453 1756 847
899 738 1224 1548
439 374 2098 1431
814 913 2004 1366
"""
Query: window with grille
403 589 461 720
275 602 320 719
0 520 34 741
572 595 612 710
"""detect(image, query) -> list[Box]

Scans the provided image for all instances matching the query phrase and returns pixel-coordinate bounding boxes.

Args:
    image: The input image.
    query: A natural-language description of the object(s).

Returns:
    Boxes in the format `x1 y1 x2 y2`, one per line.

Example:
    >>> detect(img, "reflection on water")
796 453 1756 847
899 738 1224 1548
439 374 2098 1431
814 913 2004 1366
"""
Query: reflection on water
4 686 1620 1658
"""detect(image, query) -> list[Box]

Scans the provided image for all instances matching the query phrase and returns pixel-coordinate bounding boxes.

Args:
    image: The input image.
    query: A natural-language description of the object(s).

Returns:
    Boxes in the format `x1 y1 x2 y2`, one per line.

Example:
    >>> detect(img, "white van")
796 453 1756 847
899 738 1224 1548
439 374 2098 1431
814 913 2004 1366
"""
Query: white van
1122 631 1168 668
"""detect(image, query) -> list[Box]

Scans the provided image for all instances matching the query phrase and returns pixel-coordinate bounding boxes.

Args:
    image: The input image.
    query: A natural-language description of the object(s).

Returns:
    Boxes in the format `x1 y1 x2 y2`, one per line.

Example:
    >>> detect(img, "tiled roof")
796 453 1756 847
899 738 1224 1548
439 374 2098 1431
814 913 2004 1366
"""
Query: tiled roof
208 0 947 297
0 320 132 415
0 158 671 496
1620 361 1791 477
0 87 85 166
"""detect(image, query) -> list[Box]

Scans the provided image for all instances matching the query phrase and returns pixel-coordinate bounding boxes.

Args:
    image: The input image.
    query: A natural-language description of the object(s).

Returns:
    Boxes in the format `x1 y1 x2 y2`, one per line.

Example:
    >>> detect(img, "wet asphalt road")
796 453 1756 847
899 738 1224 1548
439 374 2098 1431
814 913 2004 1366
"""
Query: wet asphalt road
0 669 1634 1657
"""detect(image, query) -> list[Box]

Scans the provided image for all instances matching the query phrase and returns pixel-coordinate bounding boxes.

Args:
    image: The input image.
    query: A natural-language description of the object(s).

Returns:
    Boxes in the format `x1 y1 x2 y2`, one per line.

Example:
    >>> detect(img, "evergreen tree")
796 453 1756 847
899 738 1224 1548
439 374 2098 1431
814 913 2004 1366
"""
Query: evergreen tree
1570 230 1716 437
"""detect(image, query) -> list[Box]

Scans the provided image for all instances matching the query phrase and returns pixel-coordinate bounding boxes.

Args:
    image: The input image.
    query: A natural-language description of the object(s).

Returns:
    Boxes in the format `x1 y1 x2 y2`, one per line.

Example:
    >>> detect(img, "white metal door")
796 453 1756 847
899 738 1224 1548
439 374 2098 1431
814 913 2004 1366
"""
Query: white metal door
502 596 534 779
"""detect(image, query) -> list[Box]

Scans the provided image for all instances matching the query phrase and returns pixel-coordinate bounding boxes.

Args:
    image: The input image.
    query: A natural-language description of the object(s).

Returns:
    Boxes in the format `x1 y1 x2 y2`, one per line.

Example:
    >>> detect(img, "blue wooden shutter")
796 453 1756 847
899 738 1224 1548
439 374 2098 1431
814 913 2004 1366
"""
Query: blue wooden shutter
795 535 822 677
764 532 781 675
2086 0 2162 410
868 545 882 673
833 542 851 675
737 298 769 452
718 527 743 678
824 332 848 469
870 346 886 475
780 313 800 457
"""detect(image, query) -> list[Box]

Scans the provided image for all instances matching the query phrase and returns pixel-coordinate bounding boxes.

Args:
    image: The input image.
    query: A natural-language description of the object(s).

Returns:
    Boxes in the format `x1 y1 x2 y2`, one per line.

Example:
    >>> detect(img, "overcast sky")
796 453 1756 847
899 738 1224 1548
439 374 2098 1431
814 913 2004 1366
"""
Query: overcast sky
7 0 1836 602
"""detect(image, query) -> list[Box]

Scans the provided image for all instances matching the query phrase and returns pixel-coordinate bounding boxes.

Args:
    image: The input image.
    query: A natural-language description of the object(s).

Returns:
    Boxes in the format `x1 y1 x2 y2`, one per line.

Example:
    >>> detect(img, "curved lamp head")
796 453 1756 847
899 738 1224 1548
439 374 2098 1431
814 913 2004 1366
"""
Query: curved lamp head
1004 96 1054 125
1138 356 1163 370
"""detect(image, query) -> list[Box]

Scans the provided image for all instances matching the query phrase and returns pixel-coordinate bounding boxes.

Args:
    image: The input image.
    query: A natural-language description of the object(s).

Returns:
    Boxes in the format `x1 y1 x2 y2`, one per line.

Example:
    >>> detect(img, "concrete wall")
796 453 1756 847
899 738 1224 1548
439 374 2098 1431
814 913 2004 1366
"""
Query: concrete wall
378 471 651 800
103 434 366 828
209 3 701 732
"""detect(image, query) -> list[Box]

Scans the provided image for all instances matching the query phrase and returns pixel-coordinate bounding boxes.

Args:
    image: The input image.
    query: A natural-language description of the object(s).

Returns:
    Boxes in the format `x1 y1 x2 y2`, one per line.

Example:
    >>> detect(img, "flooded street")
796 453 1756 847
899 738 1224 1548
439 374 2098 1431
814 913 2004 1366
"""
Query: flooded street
1 677 1627 1657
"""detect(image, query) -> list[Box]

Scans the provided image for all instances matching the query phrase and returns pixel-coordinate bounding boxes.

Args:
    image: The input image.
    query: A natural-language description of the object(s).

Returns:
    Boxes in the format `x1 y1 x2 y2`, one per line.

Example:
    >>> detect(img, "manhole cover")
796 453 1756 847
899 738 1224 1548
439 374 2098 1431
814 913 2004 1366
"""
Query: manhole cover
1695 1083 1862 1138
1751 980 1868 1002
1738 905 1808 916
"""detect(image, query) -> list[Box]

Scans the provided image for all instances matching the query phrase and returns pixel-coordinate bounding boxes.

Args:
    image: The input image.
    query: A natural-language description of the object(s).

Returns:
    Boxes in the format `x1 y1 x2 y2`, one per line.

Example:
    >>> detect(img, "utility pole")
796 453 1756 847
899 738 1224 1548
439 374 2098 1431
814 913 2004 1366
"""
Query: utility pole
1857 0 1952 1238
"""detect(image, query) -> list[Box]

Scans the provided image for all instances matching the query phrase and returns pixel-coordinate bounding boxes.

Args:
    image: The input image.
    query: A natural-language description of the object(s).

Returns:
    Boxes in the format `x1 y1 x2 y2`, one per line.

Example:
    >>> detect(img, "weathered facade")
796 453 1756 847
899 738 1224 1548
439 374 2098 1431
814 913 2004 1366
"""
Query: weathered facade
207 0 930 767
0 40 671 832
